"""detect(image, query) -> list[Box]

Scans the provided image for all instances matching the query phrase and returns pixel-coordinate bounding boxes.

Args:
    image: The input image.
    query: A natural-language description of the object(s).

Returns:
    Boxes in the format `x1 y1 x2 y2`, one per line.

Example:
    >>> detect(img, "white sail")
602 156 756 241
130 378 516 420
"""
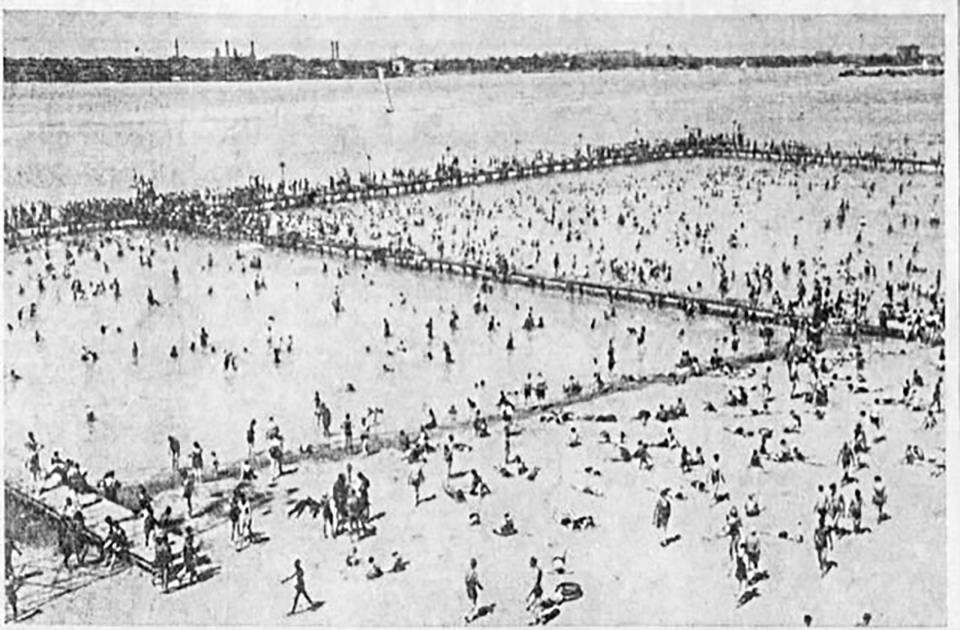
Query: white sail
377 67 395 114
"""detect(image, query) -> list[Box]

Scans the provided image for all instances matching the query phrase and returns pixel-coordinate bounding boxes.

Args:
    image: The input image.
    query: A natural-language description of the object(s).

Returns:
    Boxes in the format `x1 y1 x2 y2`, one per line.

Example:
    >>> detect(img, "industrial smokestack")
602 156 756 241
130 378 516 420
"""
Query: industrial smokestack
174 38 179 58
250 40 255 59
225 40 230 60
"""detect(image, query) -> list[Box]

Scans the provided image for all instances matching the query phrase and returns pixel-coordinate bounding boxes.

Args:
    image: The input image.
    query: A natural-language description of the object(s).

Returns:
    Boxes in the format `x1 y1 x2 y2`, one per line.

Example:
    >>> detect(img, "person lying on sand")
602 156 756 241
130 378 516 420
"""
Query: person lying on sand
555 511 596 531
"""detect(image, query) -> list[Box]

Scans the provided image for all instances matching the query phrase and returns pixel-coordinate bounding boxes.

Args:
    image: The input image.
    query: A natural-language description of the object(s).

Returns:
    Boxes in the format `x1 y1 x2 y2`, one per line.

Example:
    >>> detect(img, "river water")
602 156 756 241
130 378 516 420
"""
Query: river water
3 67 944 481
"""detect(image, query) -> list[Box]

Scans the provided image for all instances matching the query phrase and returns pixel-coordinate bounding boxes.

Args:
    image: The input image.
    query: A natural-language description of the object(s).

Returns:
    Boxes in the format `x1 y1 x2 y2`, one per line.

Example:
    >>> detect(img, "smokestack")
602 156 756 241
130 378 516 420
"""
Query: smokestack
331 41 335 61
336 41 340 60
214 46 220 59
250 40 255 59
174 38 179 58
233 47 238 59
225 40 230 60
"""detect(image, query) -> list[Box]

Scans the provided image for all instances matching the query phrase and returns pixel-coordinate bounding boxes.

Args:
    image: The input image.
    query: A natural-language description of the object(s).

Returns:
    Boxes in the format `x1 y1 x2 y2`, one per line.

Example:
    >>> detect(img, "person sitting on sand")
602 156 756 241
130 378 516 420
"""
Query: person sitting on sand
494 512 517 536
748 449 764 469
689 446 705 468
388 551 407 573
744 493 762 517
775 439 794 463
366 557 384 580
469 469 491 497
345 546 361 567
633 441 654 470
785 410 802 434
568 427 582 448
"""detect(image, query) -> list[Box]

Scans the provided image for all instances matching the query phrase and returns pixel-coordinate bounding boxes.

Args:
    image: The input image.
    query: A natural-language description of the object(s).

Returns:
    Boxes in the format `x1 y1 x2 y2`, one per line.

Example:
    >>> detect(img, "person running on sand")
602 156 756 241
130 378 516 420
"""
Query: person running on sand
281 559 315 615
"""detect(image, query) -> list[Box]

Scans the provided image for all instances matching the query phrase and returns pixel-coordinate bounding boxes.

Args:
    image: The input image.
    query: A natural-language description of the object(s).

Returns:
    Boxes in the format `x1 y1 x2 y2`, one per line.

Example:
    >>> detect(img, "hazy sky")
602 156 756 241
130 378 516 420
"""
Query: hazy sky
2 11 945 60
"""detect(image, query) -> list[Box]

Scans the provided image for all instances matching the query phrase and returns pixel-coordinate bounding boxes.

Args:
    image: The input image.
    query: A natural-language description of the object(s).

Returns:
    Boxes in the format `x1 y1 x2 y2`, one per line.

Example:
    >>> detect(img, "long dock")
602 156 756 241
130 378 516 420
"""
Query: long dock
245 231 904 341
8 133 945 239
214 142 945 215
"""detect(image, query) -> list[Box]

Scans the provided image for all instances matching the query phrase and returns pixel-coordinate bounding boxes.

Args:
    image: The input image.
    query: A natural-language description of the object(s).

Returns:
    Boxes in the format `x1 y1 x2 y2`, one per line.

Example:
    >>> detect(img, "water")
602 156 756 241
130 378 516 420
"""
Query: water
3 67 944 481
3 233 757 480
3 67 944 205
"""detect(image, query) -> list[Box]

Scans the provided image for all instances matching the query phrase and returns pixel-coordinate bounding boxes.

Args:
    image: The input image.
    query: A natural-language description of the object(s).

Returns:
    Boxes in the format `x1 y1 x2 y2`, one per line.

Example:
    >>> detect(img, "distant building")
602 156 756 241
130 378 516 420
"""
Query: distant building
813 50 833 62
390 58 407 75
896 44 921 65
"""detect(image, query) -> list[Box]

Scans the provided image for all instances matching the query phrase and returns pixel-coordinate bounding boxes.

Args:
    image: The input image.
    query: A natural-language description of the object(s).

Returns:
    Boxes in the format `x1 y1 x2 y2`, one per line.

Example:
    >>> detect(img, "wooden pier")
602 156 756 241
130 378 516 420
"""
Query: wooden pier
257 232 905 341
221 142 944 214
5 480 180 574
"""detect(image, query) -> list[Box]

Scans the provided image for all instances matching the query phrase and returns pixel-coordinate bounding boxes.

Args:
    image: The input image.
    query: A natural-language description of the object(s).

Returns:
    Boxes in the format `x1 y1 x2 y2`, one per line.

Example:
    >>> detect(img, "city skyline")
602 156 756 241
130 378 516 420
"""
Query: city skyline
3 11 945 60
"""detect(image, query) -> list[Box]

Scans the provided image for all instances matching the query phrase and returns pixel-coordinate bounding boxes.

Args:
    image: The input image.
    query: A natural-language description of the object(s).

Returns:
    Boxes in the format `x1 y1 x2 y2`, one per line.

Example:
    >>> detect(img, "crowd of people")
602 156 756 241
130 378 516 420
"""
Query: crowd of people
4 124 946 625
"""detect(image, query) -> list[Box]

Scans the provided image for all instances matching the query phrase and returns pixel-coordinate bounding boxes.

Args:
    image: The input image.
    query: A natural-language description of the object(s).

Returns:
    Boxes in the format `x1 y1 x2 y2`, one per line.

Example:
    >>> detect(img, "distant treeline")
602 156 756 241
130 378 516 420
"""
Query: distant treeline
3 50 944 83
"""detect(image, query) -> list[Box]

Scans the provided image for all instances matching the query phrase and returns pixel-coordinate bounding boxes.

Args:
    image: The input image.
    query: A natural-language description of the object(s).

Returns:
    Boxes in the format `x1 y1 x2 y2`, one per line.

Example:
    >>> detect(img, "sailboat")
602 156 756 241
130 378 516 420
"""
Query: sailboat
377 67 395 114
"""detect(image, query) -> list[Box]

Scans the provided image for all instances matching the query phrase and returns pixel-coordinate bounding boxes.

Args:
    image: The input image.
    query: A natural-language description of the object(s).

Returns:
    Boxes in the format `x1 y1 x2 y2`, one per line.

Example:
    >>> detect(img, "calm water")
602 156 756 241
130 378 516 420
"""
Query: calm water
2 68 944 481
3 67 944 205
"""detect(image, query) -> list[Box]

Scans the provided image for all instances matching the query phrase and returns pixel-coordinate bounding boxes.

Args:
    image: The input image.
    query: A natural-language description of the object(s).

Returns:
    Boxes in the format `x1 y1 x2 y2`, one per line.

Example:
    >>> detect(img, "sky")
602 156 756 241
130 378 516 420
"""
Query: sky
1 11 946 60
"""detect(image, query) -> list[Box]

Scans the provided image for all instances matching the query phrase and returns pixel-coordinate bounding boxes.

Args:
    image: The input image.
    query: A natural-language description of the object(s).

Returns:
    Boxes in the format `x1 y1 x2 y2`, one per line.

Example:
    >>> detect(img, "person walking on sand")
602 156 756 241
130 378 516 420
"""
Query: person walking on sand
168 435 180 473
653 487 672 546
443 435 456 478
814 523 831 577
872 475 888 523
464 558 484 621
410 461 425 506
281 559 315 615
525 556 543 613
183 474 195 517
246 419 257 462
190 442 204 484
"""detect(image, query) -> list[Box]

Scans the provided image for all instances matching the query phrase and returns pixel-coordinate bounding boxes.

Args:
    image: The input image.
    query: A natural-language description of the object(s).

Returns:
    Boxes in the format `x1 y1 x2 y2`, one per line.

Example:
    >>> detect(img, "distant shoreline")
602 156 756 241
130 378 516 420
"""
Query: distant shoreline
3 49 944 84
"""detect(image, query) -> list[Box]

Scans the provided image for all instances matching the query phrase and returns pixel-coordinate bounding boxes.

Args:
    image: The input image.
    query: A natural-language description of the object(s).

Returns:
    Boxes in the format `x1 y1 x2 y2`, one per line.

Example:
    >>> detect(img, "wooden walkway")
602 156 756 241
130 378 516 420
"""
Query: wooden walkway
5 480 179 573
260 233 904 341
10 135 944 240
